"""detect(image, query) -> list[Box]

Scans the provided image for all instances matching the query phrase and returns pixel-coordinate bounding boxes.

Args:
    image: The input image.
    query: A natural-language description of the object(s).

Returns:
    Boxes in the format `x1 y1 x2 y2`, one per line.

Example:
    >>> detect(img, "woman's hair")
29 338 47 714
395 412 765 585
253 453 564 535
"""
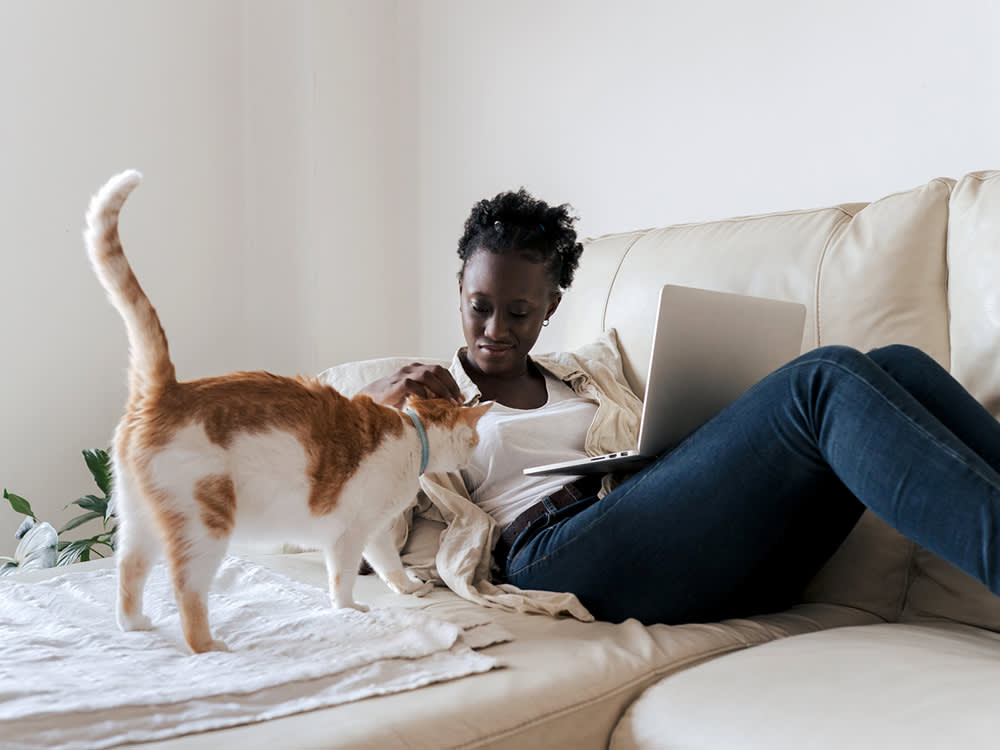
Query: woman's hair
457 188 583 290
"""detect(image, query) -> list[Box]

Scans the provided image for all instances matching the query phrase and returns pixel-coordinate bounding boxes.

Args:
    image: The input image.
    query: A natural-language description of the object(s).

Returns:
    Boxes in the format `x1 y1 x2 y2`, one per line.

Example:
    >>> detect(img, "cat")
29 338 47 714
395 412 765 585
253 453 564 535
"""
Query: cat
84 170 490 654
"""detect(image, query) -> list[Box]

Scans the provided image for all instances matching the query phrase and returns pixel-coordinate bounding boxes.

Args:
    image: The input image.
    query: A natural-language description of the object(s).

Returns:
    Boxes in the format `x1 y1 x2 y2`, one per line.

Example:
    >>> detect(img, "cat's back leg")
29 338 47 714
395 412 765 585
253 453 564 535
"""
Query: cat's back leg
161 478 235 654
143 426 234 653
114 463 159 632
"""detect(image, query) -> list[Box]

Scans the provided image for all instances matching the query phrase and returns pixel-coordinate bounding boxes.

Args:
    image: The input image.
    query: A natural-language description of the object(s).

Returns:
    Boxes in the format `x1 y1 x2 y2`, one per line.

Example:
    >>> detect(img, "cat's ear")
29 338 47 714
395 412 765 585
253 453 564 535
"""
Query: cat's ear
460 401 493 427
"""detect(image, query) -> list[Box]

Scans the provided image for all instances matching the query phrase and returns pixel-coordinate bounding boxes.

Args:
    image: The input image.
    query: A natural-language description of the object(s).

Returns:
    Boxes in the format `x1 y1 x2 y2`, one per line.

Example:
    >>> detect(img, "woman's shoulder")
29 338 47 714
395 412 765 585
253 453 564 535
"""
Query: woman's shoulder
534 329 626 379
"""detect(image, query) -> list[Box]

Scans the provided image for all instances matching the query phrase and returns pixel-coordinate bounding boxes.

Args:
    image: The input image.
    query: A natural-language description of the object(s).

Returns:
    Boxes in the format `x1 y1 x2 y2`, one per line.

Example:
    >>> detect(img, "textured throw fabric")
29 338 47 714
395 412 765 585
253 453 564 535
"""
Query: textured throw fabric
0 557 507 750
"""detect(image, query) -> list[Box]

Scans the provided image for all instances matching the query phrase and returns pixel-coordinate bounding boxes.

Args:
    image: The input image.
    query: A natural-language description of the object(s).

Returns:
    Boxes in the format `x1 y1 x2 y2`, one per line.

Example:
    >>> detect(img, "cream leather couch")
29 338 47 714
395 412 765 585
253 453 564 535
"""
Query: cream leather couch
581 169 1000 750
25 170 1000 749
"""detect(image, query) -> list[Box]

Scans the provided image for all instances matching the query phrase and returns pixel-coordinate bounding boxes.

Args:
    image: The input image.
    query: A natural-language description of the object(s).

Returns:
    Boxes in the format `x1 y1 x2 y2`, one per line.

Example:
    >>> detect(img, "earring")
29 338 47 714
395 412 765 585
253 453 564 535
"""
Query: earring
542 318 550 327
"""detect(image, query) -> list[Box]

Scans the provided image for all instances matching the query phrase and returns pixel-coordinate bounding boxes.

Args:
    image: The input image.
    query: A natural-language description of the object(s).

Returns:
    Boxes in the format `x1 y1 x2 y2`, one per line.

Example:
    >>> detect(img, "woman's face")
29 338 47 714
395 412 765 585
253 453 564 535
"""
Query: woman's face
459 248 560 379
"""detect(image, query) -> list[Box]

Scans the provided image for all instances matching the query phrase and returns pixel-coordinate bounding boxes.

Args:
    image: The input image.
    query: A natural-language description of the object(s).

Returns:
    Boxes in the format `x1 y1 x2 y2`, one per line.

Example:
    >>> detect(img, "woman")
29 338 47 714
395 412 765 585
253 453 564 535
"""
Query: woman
362 188 1000 625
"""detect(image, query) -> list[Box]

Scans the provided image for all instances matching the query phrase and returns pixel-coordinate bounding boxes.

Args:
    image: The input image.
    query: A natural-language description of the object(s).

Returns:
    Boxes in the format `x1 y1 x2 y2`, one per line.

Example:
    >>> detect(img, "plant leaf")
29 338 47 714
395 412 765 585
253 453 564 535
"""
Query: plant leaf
84 449 112 497
70 494 107 514
57 539 95 566
15 517 35 540
92 530 116 545
58 511 104 535
14 521 58 570
3 489 35 519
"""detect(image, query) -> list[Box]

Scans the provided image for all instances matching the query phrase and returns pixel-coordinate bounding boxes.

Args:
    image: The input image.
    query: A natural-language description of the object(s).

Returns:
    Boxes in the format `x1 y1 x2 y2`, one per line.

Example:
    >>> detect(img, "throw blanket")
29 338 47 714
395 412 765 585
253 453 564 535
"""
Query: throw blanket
0 557 509 750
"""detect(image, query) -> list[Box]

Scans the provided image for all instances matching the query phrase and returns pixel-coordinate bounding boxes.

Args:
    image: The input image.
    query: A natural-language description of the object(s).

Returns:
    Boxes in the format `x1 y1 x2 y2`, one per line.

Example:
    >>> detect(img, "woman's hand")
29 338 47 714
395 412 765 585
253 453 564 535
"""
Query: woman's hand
359 363 464 408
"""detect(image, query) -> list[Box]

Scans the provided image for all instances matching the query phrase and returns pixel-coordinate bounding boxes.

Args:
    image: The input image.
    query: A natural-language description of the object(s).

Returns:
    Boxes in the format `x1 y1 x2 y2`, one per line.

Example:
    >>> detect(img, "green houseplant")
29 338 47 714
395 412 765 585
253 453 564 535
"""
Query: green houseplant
2 448 116 574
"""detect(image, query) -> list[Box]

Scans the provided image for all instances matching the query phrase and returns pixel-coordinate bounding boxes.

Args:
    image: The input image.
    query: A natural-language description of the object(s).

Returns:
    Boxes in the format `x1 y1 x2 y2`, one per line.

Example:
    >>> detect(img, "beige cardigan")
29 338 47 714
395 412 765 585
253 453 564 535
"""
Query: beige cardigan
401 330 644 621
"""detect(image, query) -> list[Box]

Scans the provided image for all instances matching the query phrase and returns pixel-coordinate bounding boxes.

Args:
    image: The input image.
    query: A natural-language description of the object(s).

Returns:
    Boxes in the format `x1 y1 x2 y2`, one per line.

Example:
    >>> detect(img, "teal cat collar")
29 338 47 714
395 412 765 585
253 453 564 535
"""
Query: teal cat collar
402 407 429 475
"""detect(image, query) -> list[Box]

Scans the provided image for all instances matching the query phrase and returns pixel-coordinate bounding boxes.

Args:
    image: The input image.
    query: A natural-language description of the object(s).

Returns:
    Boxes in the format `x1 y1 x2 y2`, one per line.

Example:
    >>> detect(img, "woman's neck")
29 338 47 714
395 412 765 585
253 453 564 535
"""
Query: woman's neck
460 351 548 410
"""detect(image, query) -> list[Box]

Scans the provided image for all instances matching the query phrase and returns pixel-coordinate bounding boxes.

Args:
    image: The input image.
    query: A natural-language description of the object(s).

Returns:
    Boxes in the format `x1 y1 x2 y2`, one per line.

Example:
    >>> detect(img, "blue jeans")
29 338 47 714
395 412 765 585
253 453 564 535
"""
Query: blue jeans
504 345 1000 624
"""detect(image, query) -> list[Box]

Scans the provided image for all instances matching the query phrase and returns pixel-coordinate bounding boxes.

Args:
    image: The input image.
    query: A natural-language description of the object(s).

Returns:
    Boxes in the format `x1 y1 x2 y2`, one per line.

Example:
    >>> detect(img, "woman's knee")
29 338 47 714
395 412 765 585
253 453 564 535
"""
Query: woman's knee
867 343 919 361
778 345 897 398
795 344 864 367
866 343 934 369
801 344 934 373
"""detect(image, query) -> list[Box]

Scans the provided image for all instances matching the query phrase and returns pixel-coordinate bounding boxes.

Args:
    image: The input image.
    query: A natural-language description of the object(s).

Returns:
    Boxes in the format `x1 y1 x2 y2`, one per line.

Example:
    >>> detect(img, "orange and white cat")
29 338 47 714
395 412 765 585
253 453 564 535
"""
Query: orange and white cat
85 170 489 653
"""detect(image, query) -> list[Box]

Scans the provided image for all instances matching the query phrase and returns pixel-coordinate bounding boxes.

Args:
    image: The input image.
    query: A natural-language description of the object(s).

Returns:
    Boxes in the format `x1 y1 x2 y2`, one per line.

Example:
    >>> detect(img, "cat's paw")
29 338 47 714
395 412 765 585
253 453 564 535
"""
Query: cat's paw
117 612 154 632
333 599 370 613
385 570 433 597
189 638 230 654
408 580 434 597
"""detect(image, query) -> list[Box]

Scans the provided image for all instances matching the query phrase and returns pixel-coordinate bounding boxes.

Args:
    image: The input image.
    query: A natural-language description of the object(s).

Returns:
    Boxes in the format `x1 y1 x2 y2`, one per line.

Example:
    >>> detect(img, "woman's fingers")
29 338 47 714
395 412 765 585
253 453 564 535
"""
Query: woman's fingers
362 364 463 407
419 365 463 403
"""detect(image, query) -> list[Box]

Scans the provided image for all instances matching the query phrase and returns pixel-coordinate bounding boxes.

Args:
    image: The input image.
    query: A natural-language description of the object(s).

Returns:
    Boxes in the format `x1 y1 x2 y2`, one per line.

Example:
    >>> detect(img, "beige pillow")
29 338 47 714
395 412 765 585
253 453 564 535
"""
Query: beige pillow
316 356 449 396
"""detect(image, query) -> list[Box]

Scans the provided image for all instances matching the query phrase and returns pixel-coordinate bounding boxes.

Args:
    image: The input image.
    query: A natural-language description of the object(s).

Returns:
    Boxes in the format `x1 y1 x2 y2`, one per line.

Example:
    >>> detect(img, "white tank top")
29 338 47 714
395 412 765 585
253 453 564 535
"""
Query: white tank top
461 373 598 527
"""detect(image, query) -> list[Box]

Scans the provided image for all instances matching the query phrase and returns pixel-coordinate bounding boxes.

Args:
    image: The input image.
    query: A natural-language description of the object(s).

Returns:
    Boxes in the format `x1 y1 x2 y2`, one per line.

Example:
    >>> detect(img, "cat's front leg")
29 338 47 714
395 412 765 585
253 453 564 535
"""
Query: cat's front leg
363 531 433 597
323 539 369 612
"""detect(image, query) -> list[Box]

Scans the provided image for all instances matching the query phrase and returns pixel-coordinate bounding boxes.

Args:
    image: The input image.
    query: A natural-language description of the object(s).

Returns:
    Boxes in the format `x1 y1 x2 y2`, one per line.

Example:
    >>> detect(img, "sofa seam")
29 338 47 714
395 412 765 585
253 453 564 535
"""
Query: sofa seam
601 232 645 331
895 538 919 622
941 175 954 389
812 210 854 347
449 643 753 750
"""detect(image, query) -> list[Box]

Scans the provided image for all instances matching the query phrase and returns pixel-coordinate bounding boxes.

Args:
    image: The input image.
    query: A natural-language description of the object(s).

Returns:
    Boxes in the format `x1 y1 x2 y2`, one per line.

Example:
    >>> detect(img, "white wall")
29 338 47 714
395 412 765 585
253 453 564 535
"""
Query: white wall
0 1 249 546
2 0 997 553
304 0 423 371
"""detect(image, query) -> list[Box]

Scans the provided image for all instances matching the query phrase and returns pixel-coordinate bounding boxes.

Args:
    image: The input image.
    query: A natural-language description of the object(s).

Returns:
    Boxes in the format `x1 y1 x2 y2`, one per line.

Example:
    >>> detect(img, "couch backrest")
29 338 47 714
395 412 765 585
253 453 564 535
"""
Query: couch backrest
558 179 953 398
556 170 1000 628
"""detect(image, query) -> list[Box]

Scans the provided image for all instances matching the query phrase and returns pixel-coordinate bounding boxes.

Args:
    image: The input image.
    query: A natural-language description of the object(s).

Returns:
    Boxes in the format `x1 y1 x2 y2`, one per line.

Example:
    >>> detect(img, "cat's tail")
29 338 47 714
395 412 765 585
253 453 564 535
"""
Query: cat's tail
84 170 176 395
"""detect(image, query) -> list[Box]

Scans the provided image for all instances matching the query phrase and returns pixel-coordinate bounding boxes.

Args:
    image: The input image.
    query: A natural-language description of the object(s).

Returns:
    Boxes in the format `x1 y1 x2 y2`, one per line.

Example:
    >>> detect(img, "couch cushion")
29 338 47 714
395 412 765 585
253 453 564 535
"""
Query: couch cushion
13 553 865 750
902 544 1000 632
611 622 1000 750
799 511 913 622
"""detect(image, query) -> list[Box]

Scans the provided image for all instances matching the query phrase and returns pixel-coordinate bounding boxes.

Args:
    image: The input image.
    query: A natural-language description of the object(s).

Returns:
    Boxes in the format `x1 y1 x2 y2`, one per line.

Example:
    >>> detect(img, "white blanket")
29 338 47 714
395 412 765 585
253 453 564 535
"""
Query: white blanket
0 557 508 750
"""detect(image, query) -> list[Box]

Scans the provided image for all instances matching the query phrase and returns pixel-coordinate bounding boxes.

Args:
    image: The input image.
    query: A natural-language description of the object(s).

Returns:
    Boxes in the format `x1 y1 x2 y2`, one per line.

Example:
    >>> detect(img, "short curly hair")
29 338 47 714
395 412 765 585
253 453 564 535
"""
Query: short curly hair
456 188 583 290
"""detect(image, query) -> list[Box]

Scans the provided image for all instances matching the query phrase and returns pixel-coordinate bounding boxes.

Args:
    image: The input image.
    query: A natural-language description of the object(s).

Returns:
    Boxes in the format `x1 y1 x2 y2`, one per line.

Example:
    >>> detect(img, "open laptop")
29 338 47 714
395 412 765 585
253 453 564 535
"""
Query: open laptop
523 284 807 476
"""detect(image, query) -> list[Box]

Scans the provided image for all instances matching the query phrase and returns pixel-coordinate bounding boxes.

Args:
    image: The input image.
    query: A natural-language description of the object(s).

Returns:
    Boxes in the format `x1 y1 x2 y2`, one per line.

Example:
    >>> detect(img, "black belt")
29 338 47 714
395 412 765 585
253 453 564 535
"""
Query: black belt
494 475 604 566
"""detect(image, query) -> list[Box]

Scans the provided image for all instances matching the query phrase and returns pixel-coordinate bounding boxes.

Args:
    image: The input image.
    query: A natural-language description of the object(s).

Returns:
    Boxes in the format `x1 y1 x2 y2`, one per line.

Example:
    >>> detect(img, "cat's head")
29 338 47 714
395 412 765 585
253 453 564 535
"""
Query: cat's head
403 397 492 473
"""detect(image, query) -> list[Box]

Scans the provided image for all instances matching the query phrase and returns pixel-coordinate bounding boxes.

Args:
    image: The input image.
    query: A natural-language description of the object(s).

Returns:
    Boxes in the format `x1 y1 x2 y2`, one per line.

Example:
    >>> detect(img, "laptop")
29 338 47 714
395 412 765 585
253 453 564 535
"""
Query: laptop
522 284 807 476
